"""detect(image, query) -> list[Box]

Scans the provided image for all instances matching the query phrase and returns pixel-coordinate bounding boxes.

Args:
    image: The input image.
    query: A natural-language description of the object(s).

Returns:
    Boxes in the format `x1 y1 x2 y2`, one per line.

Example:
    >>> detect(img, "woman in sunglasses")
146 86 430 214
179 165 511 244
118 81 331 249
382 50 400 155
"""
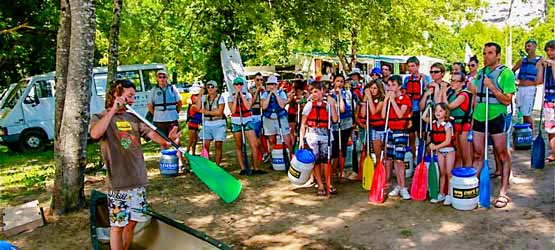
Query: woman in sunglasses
419 62 448 111
228 77 263 175
466 56 479 84
196 80 226 166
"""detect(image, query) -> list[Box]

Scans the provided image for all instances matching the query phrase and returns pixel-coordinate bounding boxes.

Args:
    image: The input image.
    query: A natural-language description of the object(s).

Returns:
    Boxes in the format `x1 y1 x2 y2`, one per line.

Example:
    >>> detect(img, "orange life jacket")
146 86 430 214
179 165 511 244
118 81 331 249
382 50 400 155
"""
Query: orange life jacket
231 94 252 118
306 101 329 128
387 94 412 130
405 75 423 101
430 121 456 147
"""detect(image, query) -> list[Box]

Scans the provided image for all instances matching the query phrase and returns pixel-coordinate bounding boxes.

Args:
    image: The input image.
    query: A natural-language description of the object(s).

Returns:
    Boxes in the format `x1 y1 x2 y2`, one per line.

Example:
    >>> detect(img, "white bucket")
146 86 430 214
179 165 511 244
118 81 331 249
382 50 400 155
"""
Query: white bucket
271 144 288 171
450 167 479 211
288 149 315 185
403 148 414 178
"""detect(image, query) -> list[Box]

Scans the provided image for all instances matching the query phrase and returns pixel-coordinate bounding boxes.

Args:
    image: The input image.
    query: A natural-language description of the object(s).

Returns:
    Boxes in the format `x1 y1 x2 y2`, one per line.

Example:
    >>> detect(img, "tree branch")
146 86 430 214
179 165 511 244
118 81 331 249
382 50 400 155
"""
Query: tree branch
0 22 34 35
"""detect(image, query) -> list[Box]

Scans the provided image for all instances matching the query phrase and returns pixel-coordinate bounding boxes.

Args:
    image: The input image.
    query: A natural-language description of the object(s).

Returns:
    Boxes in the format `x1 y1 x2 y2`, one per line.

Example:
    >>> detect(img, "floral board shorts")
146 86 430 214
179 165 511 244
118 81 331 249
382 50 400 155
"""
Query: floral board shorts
107 187 149 227
545 101 555 134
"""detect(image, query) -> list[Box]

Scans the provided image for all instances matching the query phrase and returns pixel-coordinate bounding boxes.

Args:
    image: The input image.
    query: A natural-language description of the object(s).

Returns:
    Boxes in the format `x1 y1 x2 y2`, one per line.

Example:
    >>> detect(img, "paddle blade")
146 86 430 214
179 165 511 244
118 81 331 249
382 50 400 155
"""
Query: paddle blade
369 161 386 203
479 160 491 208
362 156 374 190
184 152 242 203
416 140 424 164
410 162 428 201
531 135 546 169
428 156 439 200
200 148 209 159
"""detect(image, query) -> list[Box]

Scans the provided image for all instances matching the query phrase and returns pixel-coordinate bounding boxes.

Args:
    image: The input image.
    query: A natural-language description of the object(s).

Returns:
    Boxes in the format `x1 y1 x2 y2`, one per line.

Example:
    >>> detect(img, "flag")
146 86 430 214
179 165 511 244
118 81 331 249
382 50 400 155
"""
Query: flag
465 43 472 63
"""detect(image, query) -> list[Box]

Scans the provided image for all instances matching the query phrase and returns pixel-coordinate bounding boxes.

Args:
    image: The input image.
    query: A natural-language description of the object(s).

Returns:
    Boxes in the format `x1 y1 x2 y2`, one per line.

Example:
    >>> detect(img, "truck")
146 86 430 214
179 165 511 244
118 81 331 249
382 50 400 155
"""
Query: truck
0 63 167 152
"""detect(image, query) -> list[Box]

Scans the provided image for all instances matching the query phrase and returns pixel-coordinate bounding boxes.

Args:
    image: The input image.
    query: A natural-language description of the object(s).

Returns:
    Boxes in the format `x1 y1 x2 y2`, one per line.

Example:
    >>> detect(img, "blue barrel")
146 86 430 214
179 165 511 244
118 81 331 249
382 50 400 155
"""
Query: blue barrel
160 149 178 177
512 123 533 150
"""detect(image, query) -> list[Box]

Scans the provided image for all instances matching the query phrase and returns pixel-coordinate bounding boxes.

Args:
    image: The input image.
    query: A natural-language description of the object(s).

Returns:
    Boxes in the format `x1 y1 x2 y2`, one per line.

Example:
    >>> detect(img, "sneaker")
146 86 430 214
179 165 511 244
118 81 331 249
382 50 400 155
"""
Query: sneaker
443 195 452 206
239 170 246 175
400 188 411 200
388 186 401 196
347 172 359 180
253 169 268 175
263 153 271 163
431 194 445 203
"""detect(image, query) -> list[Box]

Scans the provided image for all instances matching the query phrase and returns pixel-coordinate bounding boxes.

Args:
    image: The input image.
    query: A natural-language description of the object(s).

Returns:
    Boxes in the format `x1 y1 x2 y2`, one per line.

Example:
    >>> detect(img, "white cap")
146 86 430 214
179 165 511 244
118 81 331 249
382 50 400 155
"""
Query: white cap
190 83 201 94
267 75 278 84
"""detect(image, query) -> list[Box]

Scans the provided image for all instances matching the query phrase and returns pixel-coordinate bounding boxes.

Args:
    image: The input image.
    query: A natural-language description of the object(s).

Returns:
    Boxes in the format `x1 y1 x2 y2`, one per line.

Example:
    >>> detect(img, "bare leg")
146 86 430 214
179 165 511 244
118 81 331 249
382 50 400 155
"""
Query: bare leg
549 134 555 160
395 160 406 188
373 140 383 164
491 133 511 197
438 152 447 195
121 220 137 250
409 132 416 161
110 226 124 250
215 141 223 166
472 131 485 174
246 130 261 170
459 131 473 166
232 132 246 170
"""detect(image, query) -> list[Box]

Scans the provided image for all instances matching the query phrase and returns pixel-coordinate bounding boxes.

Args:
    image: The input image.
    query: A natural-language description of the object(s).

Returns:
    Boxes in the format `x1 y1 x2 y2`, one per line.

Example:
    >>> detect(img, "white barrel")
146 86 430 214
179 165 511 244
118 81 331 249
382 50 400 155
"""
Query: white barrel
271 144 287 171
450 167 479 211
403 147 414 178
288 149 315 185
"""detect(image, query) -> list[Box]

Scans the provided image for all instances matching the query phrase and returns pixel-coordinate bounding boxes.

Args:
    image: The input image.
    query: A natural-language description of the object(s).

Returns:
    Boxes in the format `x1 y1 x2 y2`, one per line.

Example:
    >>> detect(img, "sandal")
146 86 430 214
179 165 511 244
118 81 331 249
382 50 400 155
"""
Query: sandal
329 186 338 195
317 189 327 196
545 157 555 163
493 195 511 208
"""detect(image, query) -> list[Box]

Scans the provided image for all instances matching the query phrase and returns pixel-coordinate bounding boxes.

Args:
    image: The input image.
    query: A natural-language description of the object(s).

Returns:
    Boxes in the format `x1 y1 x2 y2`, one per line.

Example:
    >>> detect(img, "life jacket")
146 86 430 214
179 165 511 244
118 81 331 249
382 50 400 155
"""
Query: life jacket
251 88 265 116
357 101 368 125
475 65 507 105
369 98 385 128
430 121 456 148
288 95 306 115
517 56 541 81
447 89 473 125
307 101 329 128
152 84 178 111
405 74 423 101
231 93 252 118
186 95 202 124
263 91 288 118
203 94 224 121
387 94 412 130
332 89 353 119
545 65 555 101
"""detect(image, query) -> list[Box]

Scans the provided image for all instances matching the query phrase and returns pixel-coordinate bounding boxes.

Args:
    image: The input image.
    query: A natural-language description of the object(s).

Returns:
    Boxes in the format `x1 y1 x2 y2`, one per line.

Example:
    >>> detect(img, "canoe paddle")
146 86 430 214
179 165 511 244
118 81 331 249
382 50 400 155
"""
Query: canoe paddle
237 94 251 175
362 100 374 190
125 104 242 203
531 67 547 169
479 83 491 208
369 98 391 204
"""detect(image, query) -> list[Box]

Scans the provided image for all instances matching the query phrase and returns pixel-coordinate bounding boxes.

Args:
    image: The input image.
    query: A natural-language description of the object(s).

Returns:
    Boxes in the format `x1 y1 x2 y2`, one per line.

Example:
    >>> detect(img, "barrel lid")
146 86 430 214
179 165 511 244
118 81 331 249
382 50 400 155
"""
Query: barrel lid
514 123 531 129
451 167 477 177
295 149 315 164
161 149 177 155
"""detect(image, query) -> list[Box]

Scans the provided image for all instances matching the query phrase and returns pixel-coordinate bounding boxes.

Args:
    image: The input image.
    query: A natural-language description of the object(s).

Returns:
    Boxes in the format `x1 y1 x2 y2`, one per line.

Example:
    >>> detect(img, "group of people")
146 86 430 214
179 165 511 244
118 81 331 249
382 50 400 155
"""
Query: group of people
89 39 555 250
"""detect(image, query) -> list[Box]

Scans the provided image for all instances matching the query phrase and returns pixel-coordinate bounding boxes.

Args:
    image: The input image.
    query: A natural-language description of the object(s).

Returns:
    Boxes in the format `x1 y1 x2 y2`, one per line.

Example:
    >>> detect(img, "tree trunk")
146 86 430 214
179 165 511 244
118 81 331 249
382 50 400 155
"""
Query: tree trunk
52 0 96 214
107 0 122 83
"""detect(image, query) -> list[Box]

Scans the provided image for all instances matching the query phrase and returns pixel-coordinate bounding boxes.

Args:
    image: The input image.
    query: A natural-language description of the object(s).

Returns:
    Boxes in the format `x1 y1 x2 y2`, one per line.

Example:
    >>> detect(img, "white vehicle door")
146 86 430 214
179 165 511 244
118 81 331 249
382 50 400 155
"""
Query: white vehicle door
92 70 149 116
21 79 56 139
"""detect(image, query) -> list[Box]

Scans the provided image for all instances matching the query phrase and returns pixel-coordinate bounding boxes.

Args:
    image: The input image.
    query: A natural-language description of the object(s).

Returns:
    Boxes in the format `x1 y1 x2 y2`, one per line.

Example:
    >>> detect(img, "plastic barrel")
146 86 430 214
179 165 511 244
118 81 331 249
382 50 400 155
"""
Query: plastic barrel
159 149 178 177
271 144 287 171
513 123 533 150
288 149 315 185
450 167 479 210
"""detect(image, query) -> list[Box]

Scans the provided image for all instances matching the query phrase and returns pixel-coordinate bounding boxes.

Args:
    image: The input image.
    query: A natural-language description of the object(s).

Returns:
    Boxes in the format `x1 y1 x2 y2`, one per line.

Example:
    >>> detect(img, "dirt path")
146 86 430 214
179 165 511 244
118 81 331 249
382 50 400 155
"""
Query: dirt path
5 145 555 250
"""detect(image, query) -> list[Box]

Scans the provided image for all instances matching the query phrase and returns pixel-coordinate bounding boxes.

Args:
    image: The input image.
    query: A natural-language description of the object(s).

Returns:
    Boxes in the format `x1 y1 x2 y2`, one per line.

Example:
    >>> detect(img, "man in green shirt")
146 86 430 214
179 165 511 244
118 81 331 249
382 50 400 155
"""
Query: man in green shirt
469 42 516 208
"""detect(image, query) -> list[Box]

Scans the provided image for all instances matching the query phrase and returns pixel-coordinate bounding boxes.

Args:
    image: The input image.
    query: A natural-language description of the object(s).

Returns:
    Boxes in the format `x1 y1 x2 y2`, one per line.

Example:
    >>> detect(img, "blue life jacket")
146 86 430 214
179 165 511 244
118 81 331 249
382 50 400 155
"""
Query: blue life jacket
475 65 507 105
333 89 353 119
546 65 555 101
517 56 541 81
152 85 179 111
263 91 288 118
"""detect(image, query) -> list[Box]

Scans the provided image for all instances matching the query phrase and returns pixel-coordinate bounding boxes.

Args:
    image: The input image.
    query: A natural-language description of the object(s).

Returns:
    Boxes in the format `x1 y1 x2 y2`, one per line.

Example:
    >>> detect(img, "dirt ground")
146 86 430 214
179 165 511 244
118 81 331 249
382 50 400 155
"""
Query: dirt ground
4 141 554 250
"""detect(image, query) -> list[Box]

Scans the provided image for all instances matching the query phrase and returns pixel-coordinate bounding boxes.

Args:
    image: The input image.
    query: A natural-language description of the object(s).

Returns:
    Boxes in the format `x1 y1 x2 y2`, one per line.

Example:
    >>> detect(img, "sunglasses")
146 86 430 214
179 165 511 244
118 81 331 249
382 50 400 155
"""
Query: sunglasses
266 82 276 85
430 70 442 74
157 75 167 79
255 79 264 82
233 83 244 86
468 64 477 67
450 79 461 82
207 85 215 89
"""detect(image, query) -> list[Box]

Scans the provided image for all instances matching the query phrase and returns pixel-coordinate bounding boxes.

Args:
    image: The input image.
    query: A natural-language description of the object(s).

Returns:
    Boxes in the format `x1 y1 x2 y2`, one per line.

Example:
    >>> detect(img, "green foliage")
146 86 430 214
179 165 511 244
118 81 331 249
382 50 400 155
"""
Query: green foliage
0 0 59 87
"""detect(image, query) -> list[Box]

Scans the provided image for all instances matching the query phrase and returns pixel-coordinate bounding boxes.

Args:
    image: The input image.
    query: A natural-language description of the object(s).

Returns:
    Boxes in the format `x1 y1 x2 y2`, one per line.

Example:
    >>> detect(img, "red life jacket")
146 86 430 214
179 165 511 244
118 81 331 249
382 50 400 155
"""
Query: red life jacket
288 96 302 115
387 94 412 130
187 95 202 124
430 121 456 147
405 75 423 101
306 101 329 128
357 101 367 125
231 94 252 118
369 99 385 128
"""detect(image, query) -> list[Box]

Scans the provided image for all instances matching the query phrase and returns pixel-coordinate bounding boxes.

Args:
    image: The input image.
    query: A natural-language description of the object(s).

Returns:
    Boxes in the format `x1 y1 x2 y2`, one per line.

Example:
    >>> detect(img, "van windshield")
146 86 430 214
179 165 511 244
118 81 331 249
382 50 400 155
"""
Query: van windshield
1 80 27 110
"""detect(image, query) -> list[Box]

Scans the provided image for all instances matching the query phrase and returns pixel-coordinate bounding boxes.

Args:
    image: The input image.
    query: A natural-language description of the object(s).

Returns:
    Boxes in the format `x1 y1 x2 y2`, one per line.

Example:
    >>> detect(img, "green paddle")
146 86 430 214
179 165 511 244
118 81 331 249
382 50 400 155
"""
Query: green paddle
125 104 242 203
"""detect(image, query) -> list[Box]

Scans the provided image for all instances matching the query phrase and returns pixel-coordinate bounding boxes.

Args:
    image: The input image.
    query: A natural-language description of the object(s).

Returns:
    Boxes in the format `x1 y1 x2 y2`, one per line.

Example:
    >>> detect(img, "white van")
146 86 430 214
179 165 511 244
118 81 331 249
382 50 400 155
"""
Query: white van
0 63 167 152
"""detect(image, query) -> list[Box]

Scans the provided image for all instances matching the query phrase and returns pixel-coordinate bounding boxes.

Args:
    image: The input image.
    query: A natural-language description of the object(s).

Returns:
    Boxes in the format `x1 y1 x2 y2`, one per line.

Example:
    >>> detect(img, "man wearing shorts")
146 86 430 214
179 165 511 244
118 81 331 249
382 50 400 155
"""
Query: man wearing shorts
469 42 516 208
512 39 542 128
197 80 226 166
261 76 292 157
249 72 270 162
403 57 431 163
90 80 180 250
148 70 183 165
539 40 555 162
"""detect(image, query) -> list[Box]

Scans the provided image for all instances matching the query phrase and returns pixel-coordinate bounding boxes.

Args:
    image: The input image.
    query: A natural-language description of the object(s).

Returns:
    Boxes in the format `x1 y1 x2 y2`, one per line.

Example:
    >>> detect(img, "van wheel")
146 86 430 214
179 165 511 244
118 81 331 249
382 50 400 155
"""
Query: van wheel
20 131 46 152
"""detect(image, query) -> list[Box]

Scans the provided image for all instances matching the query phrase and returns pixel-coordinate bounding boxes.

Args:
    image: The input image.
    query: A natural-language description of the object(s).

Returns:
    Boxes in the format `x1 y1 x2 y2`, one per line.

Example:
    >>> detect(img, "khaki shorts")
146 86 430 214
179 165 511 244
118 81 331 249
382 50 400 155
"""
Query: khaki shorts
263 116 291 136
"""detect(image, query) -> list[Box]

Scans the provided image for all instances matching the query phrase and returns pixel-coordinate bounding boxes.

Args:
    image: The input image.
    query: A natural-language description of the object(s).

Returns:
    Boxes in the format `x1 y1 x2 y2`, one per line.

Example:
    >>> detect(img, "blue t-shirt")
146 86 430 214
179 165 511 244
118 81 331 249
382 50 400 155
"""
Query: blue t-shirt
403 74 432 112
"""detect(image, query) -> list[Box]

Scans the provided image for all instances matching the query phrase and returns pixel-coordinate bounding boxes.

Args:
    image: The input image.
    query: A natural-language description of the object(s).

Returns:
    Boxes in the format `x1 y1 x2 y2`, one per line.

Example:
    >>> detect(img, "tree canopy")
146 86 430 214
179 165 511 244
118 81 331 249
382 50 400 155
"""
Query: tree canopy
0 0 553 87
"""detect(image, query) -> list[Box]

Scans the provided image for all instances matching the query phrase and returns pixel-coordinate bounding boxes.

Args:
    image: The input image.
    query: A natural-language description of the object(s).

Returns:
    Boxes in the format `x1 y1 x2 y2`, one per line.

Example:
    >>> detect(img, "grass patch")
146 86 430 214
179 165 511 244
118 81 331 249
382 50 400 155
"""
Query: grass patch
400 229 413 237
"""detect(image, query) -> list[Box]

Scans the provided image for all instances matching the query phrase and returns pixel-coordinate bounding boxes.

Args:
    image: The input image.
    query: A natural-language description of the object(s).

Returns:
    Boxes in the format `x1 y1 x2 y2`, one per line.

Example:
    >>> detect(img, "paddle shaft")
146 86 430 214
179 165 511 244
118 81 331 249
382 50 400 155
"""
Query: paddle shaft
125 104 181 151
327 99 332 197
484 88 488 161
201 94 206 152
381 98 393 162
366 100 370 155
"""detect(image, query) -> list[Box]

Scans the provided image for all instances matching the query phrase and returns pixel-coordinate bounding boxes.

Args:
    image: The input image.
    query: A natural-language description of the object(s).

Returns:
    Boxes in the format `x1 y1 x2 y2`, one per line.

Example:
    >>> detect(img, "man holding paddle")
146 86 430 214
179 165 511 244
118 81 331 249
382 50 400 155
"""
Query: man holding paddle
90 80 180 250
468 42 516 208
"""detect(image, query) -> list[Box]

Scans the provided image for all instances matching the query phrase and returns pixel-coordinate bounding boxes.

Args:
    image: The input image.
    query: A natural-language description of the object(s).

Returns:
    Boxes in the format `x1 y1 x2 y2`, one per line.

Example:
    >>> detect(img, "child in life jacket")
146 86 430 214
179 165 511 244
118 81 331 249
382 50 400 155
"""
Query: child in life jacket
299 82 338 196
383 75 412 200
425 102 456 205
357 80 386 171
186 87 202 155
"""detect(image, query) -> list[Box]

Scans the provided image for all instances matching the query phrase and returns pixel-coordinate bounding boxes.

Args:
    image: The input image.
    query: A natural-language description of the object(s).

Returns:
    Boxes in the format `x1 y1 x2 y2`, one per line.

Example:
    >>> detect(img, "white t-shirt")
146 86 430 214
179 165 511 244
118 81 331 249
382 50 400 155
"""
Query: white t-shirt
302 101 333 140
202 95 226 126
227 92 253 124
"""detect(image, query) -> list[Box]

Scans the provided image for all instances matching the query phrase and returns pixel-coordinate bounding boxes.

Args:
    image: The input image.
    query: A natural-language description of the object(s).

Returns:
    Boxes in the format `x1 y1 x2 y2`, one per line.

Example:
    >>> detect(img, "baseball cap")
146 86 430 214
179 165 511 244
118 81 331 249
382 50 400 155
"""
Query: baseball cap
156 70 168 76
233 77 245 85
267 75 278 84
